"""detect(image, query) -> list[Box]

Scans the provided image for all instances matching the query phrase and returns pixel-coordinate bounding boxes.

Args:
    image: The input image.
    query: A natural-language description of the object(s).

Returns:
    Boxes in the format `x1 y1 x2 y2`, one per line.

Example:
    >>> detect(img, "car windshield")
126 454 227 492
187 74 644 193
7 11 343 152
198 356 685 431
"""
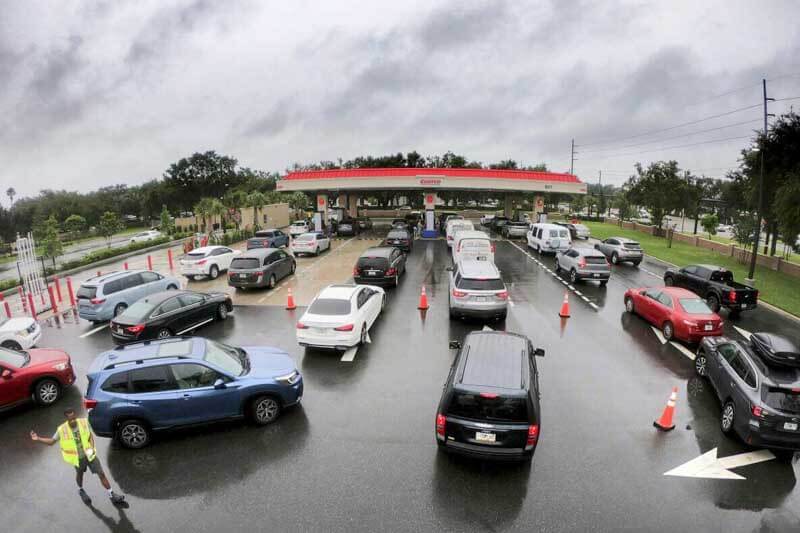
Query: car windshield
679 298 713 314
231 257 260 269
0 347 28 368
763 387 800 414
449 392 528 422
121 300 157 320
308 298 351 315
295 234 316 242
204 340 245 376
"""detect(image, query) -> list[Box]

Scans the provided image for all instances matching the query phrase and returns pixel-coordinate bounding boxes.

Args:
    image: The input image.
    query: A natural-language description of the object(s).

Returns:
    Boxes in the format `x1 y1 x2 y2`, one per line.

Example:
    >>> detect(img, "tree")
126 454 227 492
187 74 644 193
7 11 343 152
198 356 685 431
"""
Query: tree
614 193 634 223
570 195 586 215
159 205 174 235
247 191 268 230
223 189 248 230
731 212 758 250
163 151 241 211
626 161 686 229
98 211 123 247
288 192 309 212
63 214 87 234
774 176 800 257
39 216 63 259
700 213 719 239
6 187 15 205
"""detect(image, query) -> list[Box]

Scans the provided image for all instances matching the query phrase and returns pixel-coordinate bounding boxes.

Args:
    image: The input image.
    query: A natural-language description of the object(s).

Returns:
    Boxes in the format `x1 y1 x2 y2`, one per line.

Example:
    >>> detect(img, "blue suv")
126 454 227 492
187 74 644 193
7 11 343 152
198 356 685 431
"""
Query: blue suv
84 337 303 448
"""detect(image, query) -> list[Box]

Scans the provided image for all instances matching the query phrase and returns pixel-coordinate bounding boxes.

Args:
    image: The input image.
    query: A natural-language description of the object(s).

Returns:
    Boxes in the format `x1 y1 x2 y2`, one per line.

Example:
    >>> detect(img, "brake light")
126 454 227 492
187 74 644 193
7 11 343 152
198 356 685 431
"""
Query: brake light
353 267 360 276
436 413 446 438
452 289 467 298
751 405 763 417
754 290 759 300
479 392 498 399
729 290 737 302
682 320 698 328
386 268 397 276
578 257 587 268
496 290 508 300
256 271 264 277
126 324 145 334
90 298 106 305
447 235 453 241
526 424 539 446
197 259 207 266
83 398 97 409
334 324 354 331
491 243 496 253
296 322 309 329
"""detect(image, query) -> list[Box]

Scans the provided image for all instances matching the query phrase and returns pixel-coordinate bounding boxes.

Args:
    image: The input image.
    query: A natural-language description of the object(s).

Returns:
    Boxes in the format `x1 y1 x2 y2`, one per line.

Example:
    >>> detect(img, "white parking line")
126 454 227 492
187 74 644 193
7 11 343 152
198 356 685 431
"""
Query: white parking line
589 302 599 310
340 346 358 362
79 324 108 338
508 299 515 307
670 341 697 361
733 325 752 341
651 326 668 344
574 290 582 296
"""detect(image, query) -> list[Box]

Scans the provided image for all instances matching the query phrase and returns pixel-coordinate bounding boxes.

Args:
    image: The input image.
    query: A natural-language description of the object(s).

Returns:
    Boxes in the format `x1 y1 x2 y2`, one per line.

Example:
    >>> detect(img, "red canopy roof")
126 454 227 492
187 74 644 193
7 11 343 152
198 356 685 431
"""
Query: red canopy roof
283 168 581 183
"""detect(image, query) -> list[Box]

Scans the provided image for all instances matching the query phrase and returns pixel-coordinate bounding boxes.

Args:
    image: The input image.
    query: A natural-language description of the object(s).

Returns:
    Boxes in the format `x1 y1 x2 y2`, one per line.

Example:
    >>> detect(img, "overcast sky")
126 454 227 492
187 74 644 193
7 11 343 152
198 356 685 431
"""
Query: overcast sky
2 0 799 199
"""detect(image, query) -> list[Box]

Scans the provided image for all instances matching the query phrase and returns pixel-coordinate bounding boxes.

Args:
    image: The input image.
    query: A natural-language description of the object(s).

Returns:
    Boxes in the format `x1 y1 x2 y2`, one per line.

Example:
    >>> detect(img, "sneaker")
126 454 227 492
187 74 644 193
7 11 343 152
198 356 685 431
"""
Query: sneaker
110 494 128 507
79 489 92 505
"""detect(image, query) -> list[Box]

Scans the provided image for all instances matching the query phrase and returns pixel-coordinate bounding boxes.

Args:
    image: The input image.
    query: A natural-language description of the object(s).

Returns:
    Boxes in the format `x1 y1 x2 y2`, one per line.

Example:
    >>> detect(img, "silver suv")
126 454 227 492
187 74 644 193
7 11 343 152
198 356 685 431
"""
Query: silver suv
448 260 508 321
77 270 181 322
555 247 611 286
594 237 643 266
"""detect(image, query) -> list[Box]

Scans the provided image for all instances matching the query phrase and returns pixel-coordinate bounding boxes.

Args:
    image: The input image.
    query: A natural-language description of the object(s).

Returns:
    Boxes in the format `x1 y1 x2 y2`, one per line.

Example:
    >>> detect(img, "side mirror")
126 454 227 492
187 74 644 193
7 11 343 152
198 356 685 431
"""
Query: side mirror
449 340 462 350
594 244 600 250
1 369 13 379
213 378 226 390
639 290 647 296
533 348 545 357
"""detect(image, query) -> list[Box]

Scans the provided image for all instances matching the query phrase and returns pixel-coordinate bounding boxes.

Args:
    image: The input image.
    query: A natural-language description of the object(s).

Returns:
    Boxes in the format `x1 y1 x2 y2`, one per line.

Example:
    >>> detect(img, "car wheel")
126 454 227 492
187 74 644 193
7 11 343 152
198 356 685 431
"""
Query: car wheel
554 259 560 273
290 261 296 274
624 296 635 313
209 265 219 279
1 340 22 351
706 294 720 313
381 295 386 310
114 303 127 317
166 284 178 290
360 323 368 345
611 252 619 265
664 275 674 287
34 378 61 405
117 419 151 449
662 321 674 341
600 280 608 287
695 350 708 377
570 269 578 284
217 303 228 320
251 396 281 425
632 260 641 267
720 401 735 435
156 328 172 339
268 274 276 289
315 247 320 256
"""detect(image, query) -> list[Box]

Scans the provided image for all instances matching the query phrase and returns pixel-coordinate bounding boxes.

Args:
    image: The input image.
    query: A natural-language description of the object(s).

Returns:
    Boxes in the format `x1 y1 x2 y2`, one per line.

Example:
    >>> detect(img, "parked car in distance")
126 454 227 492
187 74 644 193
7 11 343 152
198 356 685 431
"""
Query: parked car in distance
436 331 543 461
749 333 800 368
446 219 474 247
289 220 310 237
439 212 461 233
564 223 590 240
336 219 359 236
296 284 385 351
129 230 162 244
448 259 508 321
595 237 643 266
0 316 42 351
356 217 373 230
85 337 303 448
180 245 240 280
0 346 75 411
246 229 289 250
452 230 494 264
290 232 330 257
501 221 529 239
695 336 800 452
78 270 181 322
382 229 414 252
480 214 496 226
527 223 571 254
555 247 611 285
624 286 723 342
663 264 758 315
353 246 407 287
110 290 232 343
391 219 409 230
489 216 510 234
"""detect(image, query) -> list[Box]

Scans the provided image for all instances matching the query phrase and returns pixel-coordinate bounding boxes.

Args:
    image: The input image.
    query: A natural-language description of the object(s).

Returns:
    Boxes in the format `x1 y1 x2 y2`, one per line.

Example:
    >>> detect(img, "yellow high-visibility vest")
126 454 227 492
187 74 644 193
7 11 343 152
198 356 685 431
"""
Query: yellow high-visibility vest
58 419 96 467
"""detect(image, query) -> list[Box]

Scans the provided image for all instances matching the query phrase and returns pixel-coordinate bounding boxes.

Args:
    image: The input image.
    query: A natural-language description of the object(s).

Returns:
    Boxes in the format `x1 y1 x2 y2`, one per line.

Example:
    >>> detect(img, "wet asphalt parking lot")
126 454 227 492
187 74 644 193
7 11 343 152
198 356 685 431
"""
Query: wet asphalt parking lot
2 232 800 532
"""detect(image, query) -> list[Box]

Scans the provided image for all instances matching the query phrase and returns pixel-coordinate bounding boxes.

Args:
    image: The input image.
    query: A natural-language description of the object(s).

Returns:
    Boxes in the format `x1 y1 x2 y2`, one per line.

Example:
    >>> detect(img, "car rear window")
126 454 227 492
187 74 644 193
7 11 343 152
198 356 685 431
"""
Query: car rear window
508 222 527 227
296 234 316 242
76 285 97 299
448 392 528 423
459 239 490 250
679 298 713 314
584 256 607 265
388 231 409 239
121 300 158 321
231 257 260 269
255 231 274 237
357 257 389 269
457 277 505 291
187 251 207 258
623 242 641 250
763 387 800 414
308 298 351 315
710 270 733 283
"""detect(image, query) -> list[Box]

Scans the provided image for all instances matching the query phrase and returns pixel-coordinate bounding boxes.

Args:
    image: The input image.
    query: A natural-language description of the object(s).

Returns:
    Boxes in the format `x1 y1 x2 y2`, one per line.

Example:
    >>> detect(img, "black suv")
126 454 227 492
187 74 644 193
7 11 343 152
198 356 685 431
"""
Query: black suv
436 331 544 461
696 336 800 451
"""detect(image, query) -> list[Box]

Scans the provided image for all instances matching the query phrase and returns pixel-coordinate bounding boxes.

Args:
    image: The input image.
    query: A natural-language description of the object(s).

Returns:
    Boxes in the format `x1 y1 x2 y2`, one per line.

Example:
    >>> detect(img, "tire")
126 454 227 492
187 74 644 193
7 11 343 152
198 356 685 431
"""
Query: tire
360 324 367 345
695 350 708 377
664 275 674 287
251 396 281 425
706 294 720 313
117 419 151 449
599 280 608 287
166 284 178 290
496 311 507 322
1 340 22 351
268 274 276 289
209 265 219 280
394 274 399 287
624 296 634 313
315 247 320 256
611 252 619 265
290 262 296 274
570 269 578 284
728 308 740 319
34 378 61 405
114 303 127 317
662 321 674 341
554 259 561 273
217 303 228 320
632 260 641 267
156 328 172 339
720 401 735 435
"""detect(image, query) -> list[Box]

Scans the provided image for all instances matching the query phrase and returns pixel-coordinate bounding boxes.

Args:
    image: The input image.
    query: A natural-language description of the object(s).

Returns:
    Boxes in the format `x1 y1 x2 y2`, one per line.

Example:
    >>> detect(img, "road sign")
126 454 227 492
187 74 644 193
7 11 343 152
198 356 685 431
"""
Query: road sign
663 448 775 480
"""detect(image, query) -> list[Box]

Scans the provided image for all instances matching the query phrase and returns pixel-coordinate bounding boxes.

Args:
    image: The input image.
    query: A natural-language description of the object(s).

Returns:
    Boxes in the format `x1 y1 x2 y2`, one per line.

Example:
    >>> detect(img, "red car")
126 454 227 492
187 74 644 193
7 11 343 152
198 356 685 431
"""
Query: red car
0 346 75 411
624 286 723 343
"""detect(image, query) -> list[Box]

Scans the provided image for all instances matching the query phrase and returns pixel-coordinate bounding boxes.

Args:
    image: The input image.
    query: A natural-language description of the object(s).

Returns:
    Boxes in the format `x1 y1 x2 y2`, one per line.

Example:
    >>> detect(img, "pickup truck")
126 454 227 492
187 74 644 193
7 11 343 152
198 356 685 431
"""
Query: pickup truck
663 264 758 315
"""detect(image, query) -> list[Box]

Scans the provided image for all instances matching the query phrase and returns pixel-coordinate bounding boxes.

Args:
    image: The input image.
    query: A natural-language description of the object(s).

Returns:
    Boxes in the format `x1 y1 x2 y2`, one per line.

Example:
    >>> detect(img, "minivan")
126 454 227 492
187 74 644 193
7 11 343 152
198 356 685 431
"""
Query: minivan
448 260 508 321
77 270 181 322
451 230 495 264
527 223 571 254
228 248 296 290
436 331 544 461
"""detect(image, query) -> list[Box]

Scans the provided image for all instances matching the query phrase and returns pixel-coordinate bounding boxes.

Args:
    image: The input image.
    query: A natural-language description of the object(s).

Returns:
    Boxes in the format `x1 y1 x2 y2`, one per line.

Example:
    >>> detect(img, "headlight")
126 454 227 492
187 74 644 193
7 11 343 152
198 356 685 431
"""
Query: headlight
275 370 300 385
16 329 30 337
53 362 68 371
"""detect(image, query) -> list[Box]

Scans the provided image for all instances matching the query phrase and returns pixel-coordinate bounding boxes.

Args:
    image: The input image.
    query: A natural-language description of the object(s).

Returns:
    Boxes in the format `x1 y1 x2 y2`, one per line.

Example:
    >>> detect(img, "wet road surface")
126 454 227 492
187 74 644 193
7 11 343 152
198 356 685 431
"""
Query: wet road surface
2 236 800 532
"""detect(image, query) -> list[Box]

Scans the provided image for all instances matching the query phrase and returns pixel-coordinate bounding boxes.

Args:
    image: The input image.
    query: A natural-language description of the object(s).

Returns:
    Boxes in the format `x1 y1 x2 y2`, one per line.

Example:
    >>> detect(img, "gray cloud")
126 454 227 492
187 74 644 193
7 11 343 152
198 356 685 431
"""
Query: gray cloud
417 1 508 52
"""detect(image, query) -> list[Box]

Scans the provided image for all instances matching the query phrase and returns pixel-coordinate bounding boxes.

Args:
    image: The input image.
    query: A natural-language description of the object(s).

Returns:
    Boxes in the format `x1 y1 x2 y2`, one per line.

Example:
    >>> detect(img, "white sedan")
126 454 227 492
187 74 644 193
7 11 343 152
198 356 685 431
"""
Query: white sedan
180 245 241 280
296 284 385 351
289 220 311 237
130 230 162 244
0 317 42 351
290 232 330 256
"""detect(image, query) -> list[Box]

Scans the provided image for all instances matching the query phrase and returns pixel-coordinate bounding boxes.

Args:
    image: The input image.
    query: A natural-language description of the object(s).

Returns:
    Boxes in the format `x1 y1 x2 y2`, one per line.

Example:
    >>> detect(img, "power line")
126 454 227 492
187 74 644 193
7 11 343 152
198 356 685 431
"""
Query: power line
578 135 752 160
773 96 800 103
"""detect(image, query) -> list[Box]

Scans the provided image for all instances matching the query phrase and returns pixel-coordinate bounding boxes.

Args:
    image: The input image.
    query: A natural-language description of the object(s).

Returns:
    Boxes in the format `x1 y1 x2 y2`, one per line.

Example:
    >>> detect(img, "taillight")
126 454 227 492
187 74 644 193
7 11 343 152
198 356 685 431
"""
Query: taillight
729 290 737 302
197 259 207 266
479 392 498 399
452 289 467 298
447 235 453 241
578 257 587 268
496 290 508 300
90 298 105 305
84 398 98 409
751 405 763 417
256 271 264 277
296 322 309 329
353 266 360 276
126 324 145 334
436 413 446 438
526 424 539 447
386 268 397 276
490 243 496 253
334 324 354 331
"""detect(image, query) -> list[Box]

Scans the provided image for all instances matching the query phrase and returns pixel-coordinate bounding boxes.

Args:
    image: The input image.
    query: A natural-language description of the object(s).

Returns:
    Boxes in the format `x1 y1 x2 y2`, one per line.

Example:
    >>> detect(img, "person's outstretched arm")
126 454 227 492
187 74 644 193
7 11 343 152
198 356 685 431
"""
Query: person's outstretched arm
30 431 57 446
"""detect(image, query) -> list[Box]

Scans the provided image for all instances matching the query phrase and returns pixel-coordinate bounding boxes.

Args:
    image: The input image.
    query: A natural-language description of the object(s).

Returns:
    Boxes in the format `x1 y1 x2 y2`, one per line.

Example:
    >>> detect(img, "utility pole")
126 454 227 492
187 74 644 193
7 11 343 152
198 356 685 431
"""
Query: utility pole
747 78 775 282
570 139 575 175
598 170 604 218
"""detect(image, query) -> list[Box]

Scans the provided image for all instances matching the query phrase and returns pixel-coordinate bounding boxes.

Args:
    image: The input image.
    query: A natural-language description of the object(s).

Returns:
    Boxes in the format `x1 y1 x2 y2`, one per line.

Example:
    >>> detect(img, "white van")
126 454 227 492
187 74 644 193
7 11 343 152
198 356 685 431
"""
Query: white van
527 223 571 254
452 230 494 264
445 219 474 248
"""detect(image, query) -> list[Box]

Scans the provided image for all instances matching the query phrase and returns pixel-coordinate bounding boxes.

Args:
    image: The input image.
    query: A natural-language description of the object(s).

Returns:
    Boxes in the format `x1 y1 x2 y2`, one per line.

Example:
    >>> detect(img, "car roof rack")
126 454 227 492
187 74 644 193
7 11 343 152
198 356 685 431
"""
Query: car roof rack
103 354 191 370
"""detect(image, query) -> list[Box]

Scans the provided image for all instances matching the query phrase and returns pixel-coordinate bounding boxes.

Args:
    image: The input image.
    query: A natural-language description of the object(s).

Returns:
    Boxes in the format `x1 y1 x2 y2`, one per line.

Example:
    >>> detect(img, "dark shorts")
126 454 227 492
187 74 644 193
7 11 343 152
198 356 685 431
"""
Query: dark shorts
76 457 104 476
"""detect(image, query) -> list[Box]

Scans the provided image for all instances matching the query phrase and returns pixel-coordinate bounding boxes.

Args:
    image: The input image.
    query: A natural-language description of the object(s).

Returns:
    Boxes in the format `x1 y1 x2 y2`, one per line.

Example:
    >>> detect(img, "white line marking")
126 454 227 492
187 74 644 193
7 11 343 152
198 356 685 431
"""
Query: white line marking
176 318 215 336
567 285 575 290
581 296 590 302
508 299 515 307
79 324 108 338
733 325 752 341
664 448 775 480
365 332 371 344
340 346 358 362
561 280 568 285
651 326 667 344
589 302 599 310
482 325 494 331
574 290 582 296
670 341 697 361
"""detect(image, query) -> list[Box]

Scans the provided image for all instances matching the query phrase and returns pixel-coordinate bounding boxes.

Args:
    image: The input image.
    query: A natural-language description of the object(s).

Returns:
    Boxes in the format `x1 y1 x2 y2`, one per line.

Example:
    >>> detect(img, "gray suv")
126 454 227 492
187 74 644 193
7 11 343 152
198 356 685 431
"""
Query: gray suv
77 270 181 322
555 247 611 285
595 237 643 266
448 260 508 321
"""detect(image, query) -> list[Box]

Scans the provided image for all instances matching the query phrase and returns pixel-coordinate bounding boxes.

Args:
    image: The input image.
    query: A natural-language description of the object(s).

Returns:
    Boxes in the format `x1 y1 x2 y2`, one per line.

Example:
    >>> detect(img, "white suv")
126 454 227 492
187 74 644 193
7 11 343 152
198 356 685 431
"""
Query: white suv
180 245 240 280
289 220 310 237
0 317 42 351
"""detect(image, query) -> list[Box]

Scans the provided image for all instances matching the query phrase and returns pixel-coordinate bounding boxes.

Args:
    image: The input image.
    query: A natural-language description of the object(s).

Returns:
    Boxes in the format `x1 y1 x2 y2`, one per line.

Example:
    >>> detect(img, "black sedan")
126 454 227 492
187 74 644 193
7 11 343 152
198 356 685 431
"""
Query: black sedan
337 219 359 236
352 246 407 287
382 229 414 252
110 290 233 344
750 332 800 368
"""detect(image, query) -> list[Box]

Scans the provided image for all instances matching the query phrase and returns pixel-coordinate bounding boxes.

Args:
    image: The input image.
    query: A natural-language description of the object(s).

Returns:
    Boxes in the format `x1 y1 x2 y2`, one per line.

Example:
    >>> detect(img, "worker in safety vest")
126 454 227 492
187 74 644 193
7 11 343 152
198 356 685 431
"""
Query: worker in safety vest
30 408 127 507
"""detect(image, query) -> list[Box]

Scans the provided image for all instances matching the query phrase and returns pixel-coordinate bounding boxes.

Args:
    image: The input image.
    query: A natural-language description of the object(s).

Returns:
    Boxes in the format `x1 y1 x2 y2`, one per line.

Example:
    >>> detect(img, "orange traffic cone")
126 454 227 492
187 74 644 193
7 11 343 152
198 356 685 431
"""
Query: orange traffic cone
558 291 570 318
418 285 429 310
654 387 678 431
286 288 296 310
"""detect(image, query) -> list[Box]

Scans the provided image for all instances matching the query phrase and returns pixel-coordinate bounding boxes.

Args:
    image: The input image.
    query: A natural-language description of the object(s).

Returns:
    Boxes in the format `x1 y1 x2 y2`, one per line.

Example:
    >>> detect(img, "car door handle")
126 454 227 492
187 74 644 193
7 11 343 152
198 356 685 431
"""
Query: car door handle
129 400 141 405
182 394 192 399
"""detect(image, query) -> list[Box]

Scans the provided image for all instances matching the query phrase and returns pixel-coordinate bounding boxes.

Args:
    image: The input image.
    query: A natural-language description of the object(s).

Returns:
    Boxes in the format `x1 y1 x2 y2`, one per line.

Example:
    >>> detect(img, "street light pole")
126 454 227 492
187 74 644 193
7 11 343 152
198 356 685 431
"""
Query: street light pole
747 78 774 282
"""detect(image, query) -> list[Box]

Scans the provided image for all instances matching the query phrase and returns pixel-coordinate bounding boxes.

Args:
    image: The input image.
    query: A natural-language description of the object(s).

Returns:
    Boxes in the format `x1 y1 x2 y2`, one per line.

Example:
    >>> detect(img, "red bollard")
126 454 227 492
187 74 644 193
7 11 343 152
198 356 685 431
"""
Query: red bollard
67 277 76 307
0 294 11 319
124 262 129 270
168 249 174 270
48 285 58 315
97 271 101 277
27 293 37 320
18 286 27 313
147 255 153 271
54 276 63 303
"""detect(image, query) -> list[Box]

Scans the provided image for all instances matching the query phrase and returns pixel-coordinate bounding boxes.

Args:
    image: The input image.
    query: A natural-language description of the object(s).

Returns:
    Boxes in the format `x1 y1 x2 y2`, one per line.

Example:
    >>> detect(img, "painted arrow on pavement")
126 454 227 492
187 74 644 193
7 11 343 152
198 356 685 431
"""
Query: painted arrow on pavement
664 447 775 480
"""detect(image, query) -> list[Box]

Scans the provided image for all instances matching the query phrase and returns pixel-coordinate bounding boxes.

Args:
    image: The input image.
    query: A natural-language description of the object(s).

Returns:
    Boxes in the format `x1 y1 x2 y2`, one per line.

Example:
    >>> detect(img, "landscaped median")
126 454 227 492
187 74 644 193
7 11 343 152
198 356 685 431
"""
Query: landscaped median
584 221 800 318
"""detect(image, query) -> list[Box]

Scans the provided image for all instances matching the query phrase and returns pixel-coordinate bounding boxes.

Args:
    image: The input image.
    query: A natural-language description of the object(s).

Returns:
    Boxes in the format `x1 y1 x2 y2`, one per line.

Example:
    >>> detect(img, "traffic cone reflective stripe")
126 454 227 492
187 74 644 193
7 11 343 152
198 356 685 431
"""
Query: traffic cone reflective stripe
286 288 296 310
418 285 429 310
654 386 678 431
558 291 570 318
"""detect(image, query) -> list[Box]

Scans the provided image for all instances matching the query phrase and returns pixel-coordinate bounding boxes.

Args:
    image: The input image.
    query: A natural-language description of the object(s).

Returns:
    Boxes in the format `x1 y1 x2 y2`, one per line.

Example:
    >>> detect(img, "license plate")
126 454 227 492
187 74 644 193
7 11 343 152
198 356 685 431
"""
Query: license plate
704 324 713 331
476 256 487 261
239 274 247 279
312 327 327 334
741 304 747 309
784 422 798 431
592 273 599 277
475 432 496 443
474 296 487 302
367 271 377 276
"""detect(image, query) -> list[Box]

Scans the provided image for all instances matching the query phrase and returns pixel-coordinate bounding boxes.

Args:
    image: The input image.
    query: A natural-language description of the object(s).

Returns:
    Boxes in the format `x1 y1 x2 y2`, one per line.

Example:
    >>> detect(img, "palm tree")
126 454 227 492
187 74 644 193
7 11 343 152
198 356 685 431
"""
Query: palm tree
247 191 268 230
193 198 215 233
209 198 226 233
6 187 15 205
223 189 248 231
